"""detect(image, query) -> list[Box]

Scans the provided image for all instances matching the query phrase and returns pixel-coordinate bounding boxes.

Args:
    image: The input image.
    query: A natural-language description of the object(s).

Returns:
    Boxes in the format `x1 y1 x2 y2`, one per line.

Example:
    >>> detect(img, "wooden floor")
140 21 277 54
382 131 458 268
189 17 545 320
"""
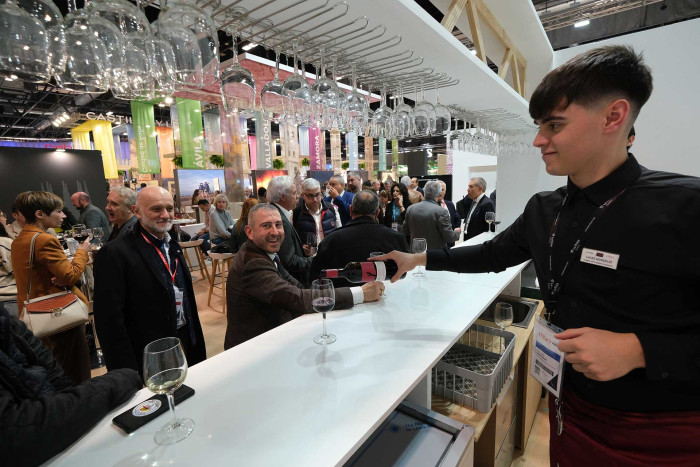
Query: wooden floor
91 262 551 466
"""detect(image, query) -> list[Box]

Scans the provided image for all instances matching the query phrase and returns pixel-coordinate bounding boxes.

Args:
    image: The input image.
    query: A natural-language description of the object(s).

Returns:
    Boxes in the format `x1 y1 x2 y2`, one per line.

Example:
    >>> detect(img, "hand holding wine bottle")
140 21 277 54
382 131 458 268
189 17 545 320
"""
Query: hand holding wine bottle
368 250 427 283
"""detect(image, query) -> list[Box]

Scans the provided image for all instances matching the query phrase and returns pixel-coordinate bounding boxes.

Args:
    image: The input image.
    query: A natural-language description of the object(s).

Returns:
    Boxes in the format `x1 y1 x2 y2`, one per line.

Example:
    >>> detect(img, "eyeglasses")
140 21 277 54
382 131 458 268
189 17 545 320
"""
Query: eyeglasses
303 192 323 199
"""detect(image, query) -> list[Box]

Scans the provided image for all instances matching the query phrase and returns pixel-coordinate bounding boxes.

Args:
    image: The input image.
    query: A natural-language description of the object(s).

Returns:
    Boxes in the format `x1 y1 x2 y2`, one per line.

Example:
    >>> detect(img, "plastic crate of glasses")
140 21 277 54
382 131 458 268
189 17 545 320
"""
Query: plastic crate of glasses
432 324 515 413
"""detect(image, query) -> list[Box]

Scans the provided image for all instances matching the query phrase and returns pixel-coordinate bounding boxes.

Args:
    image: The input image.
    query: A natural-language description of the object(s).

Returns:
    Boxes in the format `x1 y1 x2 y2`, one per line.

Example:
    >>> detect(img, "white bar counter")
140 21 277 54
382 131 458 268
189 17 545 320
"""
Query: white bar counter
47 233 527 466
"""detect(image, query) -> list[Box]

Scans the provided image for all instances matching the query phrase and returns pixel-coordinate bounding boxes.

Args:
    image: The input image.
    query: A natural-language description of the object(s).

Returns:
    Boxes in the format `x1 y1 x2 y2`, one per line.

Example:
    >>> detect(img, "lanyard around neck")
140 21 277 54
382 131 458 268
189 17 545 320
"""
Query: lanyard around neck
545 185 630 321
141 233 178 284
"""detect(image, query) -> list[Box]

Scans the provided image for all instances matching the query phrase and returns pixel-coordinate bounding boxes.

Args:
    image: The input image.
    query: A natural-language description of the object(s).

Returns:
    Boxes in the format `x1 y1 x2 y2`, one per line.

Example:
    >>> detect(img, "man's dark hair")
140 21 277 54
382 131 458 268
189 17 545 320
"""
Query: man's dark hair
351 190 380 216
197 198 210 206
257 187 267 198
530 45 653 126
140 183 147 188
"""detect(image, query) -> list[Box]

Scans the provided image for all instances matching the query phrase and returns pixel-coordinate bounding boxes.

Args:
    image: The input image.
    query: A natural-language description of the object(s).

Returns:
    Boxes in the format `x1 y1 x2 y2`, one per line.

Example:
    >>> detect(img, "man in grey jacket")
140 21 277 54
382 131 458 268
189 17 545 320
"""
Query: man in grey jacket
106 186 137 242
71 191 111 238
401 180 461 250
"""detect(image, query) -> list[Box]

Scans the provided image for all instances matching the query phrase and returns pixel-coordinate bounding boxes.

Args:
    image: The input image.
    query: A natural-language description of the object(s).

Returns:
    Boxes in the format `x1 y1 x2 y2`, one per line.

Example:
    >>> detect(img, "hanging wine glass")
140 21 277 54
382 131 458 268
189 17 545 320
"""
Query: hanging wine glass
152 18 203 91
413 77 436 137
433 81 451 135
15 0 66 78
310 40 340 129
152 37 177 99
90 0 152 98
344 62 368 134
0 0 50 83
372 85 394 139
220 8 256 112
54 1 110 93
393 82 414 140
158 0 219 88
326 53 346 129
281 36 312 125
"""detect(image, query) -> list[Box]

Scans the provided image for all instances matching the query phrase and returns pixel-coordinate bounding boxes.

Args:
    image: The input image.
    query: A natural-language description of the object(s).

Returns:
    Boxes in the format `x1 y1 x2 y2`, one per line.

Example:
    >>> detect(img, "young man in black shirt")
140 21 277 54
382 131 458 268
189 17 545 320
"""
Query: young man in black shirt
377 45 700 464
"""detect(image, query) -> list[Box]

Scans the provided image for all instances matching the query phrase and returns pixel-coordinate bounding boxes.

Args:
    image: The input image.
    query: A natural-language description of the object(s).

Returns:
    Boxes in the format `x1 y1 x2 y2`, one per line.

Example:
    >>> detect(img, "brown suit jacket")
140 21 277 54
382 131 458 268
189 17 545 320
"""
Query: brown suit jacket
11 225 89 316
224 240 354 349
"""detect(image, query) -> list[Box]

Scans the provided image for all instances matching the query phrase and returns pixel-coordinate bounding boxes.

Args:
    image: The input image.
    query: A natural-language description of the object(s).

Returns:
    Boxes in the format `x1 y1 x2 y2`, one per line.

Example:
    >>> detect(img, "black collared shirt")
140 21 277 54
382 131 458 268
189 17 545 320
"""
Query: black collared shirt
427 155 700 412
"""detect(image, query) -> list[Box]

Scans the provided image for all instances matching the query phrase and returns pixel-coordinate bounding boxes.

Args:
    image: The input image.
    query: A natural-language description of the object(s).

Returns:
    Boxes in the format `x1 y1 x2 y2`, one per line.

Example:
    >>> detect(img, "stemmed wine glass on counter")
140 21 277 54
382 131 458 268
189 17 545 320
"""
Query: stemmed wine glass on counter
143 337 194 445
494 302 513 353
312 279 336 345
485 212 496 237
411 238 427 277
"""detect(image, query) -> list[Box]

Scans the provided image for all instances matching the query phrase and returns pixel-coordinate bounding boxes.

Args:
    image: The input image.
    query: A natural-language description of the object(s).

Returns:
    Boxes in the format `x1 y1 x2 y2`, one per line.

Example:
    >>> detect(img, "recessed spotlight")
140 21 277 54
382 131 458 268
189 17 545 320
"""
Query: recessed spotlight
164 96 174 104
106 111 113 116
574 19 590 27
242 42 257 51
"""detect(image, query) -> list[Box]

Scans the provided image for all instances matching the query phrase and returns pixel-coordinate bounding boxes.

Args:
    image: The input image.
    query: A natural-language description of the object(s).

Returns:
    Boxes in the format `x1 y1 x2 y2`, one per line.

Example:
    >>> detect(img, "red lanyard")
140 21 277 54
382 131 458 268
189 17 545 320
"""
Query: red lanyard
141 233 178 284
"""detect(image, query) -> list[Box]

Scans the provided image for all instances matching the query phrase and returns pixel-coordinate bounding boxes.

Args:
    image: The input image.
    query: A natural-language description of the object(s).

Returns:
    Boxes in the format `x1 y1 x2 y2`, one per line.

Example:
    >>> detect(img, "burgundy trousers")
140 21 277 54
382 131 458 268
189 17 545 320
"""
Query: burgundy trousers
549 389 700 466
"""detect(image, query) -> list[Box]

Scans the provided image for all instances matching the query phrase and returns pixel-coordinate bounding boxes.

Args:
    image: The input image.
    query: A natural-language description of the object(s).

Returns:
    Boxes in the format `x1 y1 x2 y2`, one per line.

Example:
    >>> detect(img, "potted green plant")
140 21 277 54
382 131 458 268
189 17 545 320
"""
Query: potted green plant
341 162 350 170
172 155 183 168
273 158 285 170
209 154 225 168
301 157 310 167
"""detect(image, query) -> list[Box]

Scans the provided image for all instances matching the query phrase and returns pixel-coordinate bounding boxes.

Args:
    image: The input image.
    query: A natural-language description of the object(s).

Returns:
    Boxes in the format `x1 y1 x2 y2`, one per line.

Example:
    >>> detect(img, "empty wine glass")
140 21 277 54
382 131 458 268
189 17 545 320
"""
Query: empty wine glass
312 279 336 345
91 227 104 247
413 78 436 137
0 0 50 83
372 85 394 138
485 211 495 236
310 40 341 128
152 17 203 91
411 238 427 277
433 82 451 135
494 303 513 352
143 337 193 445
16 0 66 77
281 36 312 124
260 29 289 121
220 9 256 112
343 62 368 133
393 82 414 139
158 0 219 88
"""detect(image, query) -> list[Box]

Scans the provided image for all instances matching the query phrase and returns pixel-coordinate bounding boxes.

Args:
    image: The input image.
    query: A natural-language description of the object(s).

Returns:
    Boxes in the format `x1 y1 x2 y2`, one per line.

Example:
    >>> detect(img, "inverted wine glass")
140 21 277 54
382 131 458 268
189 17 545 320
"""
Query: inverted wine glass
143 337 194 445
312 279 336 345
0 0 50 83
220 9 256 112
158 0 219 88
372 85 394 139
413 78 436 137
281 36 312 124
260 29 289 121
16 0 66 77
433 82 451 135
393 82 414 140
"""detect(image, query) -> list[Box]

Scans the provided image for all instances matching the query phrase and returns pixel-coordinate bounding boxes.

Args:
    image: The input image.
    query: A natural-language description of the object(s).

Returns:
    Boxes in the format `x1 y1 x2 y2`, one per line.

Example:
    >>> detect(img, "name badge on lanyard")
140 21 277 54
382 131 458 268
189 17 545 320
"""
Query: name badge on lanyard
580 247 620 270
174 286 186 329
531 316 566 398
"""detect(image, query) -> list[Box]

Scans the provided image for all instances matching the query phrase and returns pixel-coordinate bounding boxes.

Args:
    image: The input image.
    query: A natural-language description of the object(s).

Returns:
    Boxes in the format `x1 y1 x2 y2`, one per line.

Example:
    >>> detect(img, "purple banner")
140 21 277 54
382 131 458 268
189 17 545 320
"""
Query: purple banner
308 127 323 170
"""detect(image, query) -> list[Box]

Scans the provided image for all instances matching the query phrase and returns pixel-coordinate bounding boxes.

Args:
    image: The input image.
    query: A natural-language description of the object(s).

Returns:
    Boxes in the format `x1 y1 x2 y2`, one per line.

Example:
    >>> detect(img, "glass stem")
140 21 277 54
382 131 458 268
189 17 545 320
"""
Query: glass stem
232 34 239 64
274 50 280 81
322 312 327 336
167 392 179 428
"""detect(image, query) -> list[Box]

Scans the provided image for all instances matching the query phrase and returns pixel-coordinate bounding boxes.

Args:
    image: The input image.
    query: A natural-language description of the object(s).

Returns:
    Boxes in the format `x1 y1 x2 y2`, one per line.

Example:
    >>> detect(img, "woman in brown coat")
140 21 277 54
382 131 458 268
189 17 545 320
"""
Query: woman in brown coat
11 191 93 383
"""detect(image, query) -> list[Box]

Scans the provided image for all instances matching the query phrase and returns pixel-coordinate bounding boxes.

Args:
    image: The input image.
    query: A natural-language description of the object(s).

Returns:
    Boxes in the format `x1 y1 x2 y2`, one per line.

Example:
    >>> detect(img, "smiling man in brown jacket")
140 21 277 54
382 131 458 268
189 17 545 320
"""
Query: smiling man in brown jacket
224 203 383 349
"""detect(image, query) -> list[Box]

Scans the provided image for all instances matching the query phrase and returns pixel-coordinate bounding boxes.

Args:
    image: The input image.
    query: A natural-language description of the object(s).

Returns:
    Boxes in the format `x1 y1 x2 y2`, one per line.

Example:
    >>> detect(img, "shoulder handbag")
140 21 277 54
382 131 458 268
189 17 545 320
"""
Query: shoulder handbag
21 233 89 338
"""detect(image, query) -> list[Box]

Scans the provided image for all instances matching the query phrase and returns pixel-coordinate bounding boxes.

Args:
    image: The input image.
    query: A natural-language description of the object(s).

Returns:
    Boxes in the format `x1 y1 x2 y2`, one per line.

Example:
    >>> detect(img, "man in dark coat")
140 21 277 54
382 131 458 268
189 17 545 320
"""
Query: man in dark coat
93 187 207 373
456 177 495 240
0 302 141 466
310 190 409 286
224 204 382 348
293 178 341 249
323 175 354 225
267 176 312 286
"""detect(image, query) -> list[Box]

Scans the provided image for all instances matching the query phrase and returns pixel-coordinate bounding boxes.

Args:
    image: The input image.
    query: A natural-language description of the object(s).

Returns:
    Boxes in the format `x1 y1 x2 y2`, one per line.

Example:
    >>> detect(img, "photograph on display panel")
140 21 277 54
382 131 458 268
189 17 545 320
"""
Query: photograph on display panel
174 169 227 206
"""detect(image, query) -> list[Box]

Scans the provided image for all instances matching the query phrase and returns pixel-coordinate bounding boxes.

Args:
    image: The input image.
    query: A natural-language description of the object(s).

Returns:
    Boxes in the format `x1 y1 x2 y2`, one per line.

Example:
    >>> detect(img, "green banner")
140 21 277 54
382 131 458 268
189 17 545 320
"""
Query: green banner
391 138 399 166
378 136 386 170
176 98 206 169
130 101 160 174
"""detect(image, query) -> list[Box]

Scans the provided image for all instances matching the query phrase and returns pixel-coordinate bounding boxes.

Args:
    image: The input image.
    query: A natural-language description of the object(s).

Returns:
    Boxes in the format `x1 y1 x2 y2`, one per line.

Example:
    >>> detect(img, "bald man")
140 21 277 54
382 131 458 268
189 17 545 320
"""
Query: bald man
71 191 111 238
93 187 207 373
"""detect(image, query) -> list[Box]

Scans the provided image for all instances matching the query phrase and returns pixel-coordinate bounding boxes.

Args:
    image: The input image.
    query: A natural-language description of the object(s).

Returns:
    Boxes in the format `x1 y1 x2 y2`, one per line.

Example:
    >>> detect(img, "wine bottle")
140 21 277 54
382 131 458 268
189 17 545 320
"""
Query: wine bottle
321 260 406 283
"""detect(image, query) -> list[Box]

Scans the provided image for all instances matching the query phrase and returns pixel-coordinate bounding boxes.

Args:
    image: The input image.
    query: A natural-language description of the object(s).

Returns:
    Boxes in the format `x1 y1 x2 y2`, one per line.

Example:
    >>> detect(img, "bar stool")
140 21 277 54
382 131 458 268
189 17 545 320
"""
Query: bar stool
207 252 235 314
179 239 210 283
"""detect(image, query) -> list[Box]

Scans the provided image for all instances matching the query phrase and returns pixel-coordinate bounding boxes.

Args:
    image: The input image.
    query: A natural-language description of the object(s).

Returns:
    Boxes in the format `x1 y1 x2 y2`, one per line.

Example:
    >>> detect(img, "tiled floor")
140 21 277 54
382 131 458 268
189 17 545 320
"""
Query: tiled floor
91 263 551 466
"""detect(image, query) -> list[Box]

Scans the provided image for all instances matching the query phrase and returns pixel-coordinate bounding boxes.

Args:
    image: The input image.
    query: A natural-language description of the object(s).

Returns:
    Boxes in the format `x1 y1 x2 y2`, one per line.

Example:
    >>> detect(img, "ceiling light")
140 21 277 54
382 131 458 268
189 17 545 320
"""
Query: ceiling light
5 77 13 82
44 14 52 21
242 42 257 51
106 111 113 116
10 74 18 80
574 19 590 27
158 103 165 107
122 132 127 135
164 96 174 104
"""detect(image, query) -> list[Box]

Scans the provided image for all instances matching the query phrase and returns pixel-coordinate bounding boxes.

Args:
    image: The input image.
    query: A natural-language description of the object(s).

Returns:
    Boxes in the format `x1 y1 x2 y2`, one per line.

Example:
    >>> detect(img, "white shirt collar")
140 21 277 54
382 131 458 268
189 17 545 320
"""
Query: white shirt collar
275 203 293 221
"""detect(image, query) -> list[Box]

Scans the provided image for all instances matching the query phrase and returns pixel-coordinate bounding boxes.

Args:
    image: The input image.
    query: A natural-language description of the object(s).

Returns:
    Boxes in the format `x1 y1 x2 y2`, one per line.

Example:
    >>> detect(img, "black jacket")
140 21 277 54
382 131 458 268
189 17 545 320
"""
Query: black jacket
456 195 495 240
292 200 340 244
310 216 410 286
93 222 207 372
0 307 141 466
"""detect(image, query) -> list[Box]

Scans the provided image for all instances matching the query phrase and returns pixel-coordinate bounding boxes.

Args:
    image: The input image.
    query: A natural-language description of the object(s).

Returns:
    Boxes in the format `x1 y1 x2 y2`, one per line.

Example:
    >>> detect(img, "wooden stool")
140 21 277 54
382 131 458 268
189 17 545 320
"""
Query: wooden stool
179 239 211 283
207 252 235 314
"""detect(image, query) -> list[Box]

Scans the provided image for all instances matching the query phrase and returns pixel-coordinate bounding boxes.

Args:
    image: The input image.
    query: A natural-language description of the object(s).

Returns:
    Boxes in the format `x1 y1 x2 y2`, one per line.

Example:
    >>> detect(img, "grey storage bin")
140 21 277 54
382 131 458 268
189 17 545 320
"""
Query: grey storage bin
432 324 515 412
345 400 474 467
